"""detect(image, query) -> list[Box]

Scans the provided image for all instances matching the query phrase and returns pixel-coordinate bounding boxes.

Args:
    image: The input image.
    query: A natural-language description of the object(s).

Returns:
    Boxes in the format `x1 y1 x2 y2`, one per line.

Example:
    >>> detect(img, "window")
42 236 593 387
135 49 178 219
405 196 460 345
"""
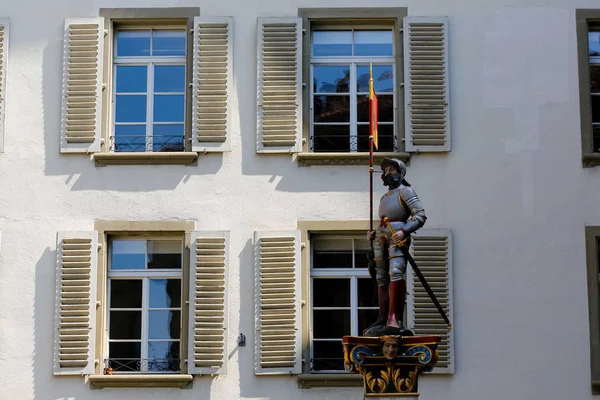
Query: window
310 29 396 153
577 10 600 166
590 25 600 151
309 234 376 372
112 28 186 153
107 238 183 373
257 10 451 160
60 9 233 164
585 227 600 394
54 224 229 388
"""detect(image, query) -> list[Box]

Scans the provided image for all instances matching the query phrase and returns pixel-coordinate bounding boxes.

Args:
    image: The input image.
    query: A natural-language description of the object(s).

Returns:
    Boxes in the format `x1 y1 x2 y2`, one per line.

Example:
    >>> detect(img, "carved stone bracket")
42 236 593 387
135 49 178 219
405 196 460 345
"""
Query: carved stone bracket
342 335 441 398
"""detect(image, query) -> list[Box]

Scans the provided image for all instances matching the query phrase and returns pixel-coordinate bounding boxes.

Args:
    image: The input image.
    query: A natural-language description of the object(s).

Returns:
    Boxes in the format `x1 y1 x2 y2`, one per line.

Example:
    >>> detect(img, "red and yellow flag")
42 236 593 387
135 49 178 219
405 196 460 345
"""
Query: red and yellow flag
369 64 379 150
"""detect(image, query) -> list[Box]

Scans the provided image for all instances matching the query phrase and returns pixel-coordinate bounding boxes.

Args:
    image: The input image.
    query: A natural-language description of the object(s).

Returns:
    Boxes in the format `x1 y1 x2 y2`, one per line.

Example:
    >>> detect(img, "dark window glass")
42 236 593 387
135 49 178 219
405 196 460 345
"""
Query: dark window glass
109 342 142 372
110 311 142 339
313 278 350 307
312 310 350 338
312 341 345 371
313 95 350 123
313 125 350 152
110 280 142 308
357 124 394 152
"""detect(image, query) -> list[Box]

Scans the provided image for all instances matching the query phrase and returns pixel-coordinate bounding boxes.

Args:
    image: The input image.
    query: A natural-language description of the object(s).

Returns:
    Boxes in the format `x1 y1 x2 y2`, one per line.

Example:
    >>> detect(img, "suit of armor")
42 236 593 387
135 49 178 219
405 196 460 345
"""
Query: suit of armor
374 184 427 285
365 158 427 335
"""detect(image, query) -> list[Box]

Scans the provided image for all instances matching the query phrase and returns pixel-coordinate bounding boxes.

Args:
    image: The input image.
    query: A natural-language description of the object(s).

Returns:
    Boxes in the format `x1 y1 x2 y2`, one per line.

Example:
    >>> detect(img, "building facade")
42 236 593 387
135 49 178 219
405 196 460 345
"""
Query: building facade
0 0 599 399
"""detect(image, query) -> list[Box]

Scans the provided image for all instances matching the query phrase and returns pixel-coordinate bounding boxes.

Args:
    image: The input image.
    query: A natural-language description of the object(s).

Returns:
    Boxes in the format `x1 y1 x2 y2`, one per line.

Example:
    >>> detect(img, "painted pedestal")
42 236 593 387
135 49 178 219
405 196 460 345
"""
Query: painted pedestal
342 335 441 399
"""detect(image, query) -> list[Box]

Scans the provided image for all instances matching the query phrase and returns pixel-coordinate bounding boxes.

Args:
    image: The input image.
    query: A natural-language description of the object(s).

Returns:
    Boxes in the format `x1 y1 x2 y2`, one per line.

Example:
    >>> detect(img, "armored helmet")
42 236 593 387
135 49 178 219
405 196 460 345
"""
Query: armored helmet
379 157 410 186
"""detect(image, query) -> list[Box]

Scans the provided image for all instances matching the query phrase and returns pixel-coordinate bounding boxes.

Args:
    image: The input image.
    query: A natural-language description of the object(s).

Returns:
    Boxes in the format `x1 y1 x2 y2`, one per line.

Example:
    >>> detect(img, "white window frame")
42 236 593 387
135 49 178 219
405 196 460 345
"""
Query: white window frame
106 236 184 374
309 234 376 373
309 27 396 153
112 26 187 153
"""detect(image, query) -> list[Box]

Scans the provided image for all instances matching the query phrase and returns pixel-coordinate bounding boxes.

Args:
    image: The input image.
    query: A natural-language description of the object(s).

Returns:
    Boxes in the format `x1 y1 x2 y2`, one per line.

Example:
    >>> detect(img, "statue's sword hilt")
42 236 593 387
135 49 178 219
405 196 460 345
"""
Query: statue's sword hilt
382 217 452 329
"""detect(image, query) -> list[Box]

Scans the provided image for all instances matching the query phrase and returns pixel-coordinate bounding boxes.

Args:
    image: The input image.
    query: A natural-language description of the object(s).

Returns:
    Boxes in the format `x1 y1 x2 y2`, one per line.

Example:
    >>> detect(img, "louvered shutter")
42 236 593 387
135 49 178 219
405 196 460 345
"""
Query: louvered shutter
192 17 232 152
403 16 450 152
407 229 454 374
54 231 98 376
0 20 9 153
188 231 229 375
60 18 103 153
256 18 302 153
254 231 302 374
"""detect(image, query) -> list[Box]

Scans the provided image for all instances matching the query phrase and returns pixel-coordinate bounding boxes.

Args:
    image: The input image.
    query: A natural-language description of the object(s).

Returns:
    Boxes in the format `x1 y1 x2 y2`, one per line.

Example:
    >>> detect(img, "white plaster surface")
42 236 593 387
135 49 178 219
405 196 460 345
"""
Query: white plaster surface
0 0 597 399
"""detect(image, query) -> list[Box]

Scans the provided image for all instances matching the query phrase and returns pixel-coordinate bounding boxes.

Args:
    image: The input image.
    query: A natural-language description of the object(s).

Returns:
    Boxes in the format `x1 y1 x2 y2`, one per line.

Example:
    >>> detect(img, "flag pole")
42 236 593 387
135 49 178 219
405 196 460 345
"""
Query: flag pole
369 63 374 251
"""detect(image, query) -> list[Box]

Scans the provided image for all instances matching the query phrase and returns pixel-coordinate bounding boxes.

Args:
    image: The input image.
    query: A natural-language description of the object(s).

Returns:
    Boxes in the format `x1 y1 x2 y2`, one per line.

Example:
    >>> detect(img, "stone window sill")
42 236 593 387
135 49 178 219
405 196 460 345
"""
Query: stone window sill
583 153 600 168
296 152 410 166
89 374 193 389
93 152 199 166
297 373 362 389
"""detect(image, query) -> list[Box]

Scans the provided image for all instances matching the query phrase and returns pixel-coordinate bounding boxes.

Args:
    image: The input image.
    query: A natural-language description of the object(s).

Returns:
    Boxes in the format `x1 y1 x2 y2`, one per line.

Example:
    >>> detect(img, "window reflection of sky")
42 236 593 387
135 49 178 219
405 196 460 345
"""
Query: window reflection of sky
590 32 600 56
312 30 393 57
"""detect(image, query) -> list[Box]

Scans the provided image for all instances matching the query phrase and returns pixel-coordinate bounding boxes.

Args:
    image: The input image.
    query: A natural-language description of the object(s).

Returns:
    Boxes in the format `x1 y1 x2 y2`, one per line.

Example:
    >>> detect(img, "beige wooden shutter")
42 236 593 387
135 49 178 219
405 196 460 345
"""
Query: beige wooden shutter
60 18 104 153
188 231 229 375
0 19 9 153
407 229 454 374
256 18 302 153
254 231 302 374
403 16 450 152
54 231 98 375
192 17 232 152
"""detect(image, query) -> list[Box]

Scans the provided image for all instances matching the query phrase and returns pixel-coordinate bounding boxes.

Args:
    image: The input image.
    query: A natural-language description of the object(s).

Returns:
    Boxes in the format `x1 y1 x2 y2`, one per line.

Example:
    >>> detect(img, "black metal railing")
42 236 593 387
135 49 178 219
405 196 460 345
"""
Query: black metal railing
311 134 395 153
104 358 180 373
110 135 185 153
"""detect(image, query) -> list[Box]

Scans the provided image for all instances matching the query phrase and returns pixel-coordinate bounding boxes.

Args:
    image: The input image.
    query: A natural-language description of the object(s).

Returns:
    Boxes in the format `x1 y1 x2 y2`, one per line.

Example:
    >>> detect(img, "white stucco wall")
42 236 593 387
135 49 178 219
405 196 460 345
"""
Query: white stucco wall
0 0 598 399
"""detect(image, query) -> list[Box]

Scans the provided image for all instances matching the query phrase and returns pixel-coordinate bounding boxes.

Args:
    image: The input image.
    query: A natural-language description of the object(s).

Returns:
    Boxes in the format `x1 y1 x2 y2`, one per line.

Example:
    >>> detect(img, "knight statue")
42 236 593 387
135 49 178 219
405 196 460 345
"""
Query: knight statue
364 157 427 336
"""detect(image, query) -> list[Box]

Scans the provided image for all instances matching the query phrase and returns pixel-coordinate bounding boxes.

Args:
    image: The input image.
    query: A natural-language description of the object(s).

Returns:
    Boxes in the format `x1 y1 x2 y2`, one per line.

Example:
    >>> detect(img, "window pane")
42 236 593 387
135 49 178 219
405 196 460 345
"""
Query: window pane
357 94 394 123
116 30 151 57
149 279 181 308
313 278 350 307
109 342 141 372
354 30 393 56
312 237 353 268
313 31 352 56
116 66 147 93
148 240 182 269
114 125 147 153
111 240 146 270
154 65 186 93
358 124 394 152
110 280 142 308
154 95 184 122
590 31 600 57
358 278 377 307
313 310 350 338
110 311 142 339
313 95 350 123
115 95 147 123
313 125 350 152
152 30 186 56
356 65 394 93
148 310 181 340
312 341 344 371
153 125 185 152
358 309 379 334
148 341 180 372
592 66 600 94
594 125 600 152
313 66 350 93
593 95 600 123
354 239 371 268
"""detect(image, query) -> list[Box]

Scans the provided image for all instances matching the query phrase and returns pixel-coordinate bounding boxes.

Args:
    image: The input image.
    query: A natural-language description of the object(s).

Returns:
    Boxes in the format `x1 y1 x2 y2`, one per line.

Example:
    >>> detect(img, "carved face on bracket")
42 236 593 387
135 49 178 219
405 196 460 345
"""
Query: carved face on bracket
381 339 400 360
